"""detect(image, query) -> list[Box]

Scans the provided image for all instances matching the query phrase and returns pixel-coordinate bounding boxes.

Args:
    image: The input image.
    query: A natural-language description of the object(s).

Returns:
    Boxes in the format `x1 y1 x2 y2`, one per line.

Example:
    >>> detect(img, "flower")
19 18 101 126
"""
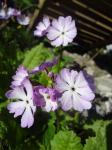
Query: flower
17 14 30 25
7 8 21 17
34 87 60 112
34 16 50 37
55 69 95 112
6 79 36 128
0 7 21 19
47 16 77 47
11 66 28 88
31 58 58 74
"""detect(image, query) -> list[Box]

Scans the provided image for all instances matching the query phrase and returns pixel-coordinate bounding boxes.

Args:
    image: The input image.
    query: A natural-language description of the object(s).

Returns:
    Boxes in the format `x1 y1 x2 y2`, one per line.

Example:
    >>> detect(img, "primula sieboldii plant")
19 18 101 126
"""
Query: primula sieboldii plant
5 15 95 128
6 59 95 128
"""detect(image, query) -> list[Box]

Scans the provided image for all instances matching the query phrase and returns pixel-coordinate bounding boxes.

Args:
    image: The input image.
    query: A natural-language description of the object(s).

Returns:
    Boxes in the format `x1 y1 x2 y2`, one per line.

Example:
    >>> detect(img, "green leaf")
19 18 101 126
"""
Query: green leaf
38 72 53 87
84 120 111 138
0 121 7 139
83 131 106 150
83 120 112 150
42 112 56 150
22 44 53 70
51 130 83 150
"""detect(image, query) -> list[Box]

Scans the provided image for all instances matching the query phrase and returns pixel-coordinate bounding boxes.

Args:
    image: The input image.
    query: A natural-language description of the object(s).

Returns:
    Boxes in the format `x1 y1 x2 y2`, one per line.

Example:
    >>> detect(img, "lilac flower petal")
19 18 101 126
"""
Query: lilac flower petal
66 29 77 39
55 75 69 92
58 16 65 29
21 107 34 128
11 65 28 87
34 30 43 37
73 94 92 111
7 8 15 17
14 107 25 118
70 70 78 82
61 91 72 111
47 27 60 40
63 36 71 46
7 101 25 112
52 19 62 32
23 79 33 100
43 16 50 28
17 15 30 26
76 87 95 101
6 87 26 100
60 68 72 85
34 16 50 37
75 71 95 92
37 22 46 30
51 36 63 47
64 16 72 31
7 101 25 118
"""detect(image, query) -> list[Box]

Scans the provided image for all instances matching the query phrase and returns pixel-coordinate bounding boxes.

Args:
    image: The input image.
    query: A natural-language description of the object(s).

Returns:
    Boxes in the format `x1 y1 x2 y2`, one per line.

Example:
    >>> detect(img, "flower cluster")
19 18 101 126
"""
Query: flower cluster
0 7 30 25
34 16 77 47
6 59 95 128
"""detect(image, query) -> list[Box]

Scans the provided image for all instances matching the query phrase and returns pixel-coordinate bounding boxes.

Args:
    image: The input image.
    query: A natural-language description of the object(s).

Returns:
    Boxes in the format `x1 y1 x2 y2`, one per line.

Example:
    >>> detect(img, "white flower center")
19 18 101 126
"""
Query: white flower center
42 93 51 101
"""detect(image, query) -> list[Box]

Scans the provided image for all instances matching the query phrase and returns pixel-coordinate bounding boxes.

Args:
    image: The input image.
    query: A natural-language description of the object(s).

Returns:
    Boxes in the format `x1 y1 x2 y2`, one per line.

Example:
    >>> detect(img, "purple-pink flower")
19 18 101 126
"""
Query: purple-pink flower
55 69 95 112
6 79 36 128
47 16 77 47
11 66 28 88
34 87 60 112
34 16 50 37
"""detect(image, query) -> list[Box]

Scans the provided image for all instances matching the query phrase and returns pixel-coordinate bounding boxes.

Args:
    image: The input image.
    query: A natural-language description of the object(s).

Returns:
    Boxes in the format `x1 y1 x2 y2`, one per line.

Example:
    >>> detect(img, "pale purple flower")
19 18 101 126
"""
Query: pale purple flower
31 58 58 74
55 69 95 112
17 14 30 25
11 8 21 16
47 16 77 47
34 16 50 37
6 79 36 128
7 8 21 17
0 7 21 19
11 66 28 88
34 87 60 112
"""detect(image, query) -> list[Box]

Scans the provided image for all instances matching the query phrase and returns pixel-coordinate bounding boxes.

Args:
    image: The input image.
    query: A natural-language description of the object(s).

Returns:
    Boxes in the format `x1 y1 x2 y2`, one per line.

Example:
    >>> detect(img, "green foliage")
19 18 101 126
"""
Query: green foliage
38 72 53 87
42 112 56 150
83 120 112 150
83 132 106 150
51 130 83 150
0 1 111 149
0 121 7 139
23 44 54 70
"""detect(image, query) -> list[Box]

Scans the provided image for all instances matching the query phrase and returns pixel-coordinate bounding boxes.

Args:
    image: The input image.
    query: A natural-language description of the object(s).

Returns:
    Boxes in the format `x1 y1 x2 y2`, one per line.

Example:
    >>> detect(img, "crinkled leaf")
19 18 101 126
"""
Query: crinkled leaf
0 121 7 139
84 120 112 150
42 112 56 150
51 130 83 150
84 131 106 150
23 44 53 70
